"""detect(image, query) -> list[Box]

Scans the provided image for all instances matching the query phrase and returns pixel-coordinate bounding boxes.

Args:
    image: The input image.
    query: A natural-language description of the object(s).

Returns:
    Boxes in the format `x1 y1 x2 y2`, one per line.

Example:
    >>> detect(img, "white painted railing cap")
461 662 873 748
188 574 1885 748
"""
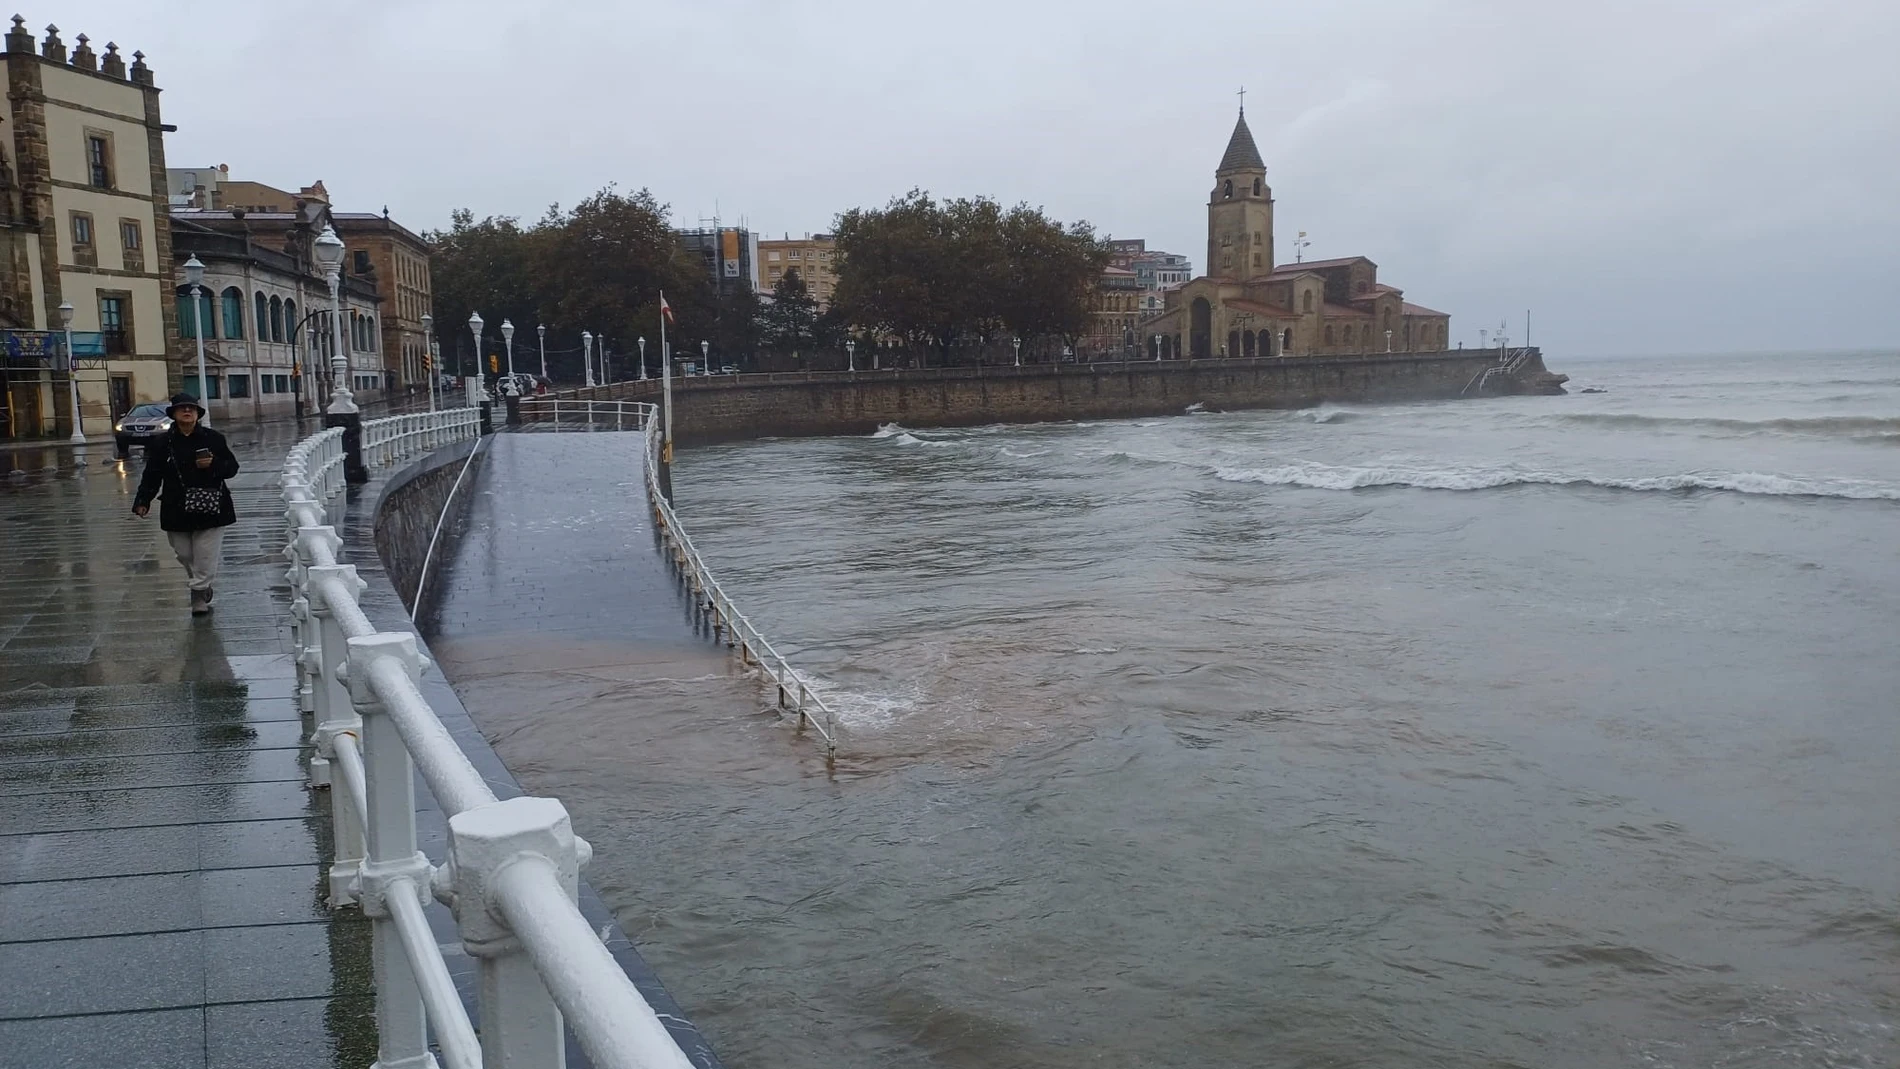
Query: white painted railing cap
447 796 581 945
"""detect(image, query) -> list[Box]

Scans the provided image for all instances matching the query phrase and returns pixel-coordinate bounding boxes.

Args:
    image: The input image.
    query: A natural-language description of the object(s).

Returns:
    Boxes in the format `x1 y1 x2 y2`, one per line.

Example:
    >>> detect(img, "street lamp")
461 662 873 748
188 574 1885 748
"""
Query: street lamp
637 336 647 380
700 339 709 375
536 323 547 382
501 318 516 383
420 313 436 412
184 254 210 421
1384 329 1393 353
468 312 484 393
58 300 84 453
845 339 855 372
312 226 354 414
582 331 594 387
1012 336 1021 367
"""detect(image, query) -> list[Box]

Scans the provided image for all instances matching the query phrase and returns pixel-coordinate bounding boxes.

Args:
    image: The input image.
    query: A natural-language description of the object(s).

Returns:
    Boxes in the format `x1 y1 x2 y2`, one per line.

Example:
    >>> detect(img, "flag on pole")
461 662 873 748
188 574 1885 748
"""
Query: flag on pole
659 292 675 323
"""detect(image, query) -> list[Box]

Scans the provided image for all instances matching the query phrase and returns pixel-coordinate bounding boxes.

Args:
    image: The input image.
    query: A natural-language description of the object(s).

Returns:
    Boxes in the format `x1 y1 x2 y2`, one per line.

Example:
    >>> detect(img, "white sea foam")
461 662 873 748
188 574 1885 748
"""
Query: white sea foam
870 423 907 439
1185 402 1207 414
1210 460 1900 500
1303 405 1360 424
999 447 1050 459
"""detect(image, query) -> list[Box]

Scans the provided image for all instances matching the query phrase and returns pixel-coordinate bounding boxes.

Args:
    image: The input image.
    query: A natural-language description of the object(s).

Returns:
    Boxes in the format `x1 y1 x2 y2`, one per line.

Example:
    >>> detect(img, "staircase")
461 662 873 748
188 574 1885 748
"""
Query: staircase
1463 347 1536 396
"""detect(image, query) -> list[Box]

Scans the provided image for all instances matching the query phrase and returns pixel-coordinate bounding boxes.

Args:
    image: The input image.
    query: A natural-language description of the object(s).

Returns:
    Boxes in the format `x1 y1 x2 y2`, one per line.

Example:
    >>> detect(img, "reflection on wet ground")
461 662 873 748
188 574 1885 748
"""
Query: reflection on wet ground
0 423 378 1067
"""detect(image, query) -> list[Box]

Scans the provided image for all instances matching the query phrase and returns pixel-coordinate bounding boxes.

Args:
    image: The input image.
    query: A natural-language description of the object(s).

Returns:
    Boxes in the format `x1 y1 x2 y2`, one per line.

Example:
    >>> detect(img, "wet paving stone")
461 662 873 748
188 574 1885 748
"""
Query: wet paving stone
0 421 376 1068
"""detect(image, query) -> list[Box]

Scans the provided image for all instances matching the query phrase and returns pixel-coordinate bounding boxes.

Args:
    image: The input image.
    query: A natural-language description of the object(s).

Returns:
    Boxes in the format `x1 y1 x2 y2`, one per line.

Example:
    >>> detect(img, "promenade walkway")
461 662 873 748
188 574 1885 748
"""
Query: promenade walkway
0 423 375 1068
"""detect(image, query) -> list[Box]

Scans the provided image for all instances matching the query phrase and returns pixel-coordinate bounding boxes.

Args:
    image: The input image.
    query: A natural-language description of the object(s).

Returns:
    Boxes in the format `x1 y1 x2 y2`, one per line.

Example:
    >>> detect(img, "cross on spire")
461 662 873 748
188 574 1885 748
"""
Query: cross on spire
1237 86 1246 113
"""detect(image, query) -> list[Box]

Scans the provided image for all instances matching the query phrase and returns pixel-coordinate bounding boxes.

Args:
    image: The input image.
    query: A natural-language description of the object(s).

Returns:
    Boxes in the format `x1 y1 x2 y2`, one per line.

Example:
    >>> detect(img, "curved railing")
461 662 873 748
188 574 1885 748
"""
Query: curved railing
520 398 840 755
281 406 697 1069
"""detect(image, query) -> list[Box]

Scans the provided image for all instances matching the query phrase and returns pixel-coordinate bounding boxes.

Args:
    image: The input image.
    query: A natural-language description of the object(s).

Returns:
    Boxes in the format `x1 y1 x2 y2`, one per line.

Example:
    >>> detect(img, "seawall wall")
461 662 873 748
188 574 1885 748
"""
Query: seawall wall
560 349 1551 443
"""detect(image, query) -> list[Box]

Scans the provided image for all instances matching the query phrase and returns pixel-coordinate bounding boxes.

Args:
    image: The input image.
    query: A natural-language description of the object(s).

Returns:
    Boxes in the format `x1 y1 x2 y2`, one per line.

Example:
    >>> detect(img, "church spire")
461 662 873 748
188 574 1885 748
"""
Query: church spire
1217 107 1265 174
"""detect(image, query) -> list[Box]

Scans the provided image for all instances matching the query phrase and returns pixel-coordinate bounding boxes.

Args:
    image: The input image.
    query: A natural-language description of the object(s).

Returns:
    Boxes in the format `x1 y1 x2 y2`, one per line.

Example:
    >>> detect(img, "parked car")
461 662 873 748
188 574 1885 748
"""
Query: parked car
718 365 740 375
113 403 172 457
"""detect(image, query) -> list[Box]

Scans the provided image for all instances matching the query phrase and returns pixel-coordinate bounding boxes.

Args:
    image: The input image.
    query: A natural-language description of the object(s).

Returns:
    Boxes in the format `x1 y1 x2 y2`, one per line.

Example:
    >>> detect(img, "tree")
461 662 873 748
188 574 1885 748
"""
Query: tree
760 268 819 352
831 190 1106 365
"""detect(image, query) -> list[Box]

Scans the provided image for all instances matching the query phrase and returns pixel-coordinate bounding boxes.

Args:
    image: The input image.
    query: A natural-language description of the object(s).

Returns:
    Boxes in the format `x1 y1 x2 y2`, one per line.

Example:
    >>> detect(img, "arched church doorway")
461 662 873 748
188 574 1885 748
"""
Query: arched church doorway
1258 330 1274 357
1282 329 1293 354
1227 330 1240 358
1242 331 1256 357
1190 298 1212 359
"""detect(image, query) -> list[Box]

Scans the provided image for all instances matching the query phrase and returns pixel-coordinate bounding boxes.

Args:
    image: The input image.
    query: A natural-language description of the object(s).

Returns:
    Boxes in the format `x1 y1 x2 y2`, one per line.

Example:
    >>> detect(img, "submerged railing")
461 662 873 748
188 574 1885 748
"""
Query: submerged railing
519 398 840 755
281 405 697 1069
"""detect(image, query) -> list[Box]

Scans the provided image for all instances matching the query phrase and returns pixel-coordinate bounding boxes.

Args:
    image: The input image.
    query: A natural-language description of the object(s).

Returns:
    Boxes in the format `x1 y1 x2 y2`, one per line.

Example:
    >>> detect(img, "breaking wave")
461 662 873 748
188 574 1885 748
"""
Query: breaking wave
1210 461 1900 500
1557 413 1900 439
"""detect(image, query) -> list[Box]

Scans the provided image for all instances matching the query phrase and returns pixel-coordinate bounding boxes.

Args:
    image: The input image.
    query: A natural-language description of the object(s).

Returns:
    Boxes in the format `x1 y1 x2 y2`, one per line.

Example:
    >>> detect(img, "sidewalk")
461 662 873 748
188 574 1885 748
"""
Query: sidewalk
0 423 376 1067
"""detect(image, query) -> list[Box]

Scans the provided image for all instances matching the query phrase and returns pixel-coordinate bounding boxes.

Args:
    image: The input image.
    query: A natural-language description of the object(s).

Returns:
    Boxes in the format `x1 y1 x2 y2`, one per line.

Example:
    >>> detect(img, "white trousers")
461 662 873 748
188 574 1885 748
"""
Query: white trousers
166 527 226 593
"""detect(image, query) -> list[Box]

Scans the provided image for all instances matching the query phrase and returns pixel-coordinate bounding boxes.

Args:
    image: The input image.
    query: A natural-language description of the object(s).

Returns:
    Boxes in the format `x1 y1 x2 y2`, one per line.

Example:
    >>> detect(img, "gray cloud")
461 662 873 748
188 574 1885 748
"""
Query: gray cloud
63 0 1900 354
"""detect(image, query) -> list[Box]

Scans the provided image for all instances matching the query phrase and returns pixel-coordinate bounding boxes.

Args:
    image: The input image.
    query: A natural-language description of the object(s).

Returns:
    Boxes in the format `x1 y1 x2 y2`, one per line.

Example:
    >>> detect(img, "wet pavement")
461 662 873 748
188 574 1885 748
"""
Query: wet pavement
0 419 378 1068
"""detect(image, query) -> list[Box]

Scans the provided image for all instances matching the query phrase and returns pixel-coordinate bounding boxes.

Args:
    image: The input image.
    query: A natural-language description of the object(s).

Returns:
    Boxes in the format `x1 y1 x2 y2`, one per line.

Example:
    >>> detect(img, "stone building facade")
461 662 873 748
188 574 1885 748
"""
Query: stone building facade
1 17 174 439
170 202 385 420
333 212 432 391
757 233 836 307
1140 109 1451 360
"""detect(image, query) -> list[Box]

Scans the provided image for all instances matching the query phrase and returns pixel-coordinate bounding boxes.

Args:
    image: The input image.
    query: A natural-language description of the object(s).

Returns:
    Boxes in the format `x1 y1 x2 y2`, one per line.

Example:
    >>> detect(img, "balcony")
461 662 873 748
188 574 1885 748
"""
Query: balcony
0 329 119 368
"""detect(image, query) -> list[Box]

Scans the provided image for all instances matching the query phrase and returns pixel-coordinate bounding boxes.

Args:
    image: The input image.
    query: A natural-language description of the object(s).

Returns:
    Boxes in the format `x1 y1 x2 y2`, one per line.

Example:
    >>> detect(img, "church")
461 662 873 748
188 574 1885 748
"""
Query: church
1141 108 1451 360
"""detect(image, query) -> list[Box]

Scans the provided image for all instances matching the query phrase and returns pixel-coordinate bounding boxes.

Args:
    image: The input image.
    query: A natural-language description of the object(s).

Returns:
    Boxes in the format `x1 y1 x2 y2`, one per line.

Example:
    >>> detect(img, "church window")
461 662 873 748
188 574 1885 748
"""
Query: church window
1253 232 1261 244
1355 280 1368 294
1324 325 1334 345
1252 177 1262 196
1223 180 1233 198
1361 325 1371 345
1253 254 1262 267
1302 291 1313 313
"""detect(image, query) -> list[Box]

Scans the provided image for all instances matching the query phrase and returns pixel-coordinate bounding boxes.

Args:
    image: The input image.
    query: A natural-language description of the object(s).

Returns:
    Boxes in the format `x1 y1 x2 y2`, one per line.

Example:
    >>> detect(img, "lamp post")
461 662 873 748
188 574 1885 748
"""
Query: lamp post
582 331 594 387
311 227 354 415
537 323 547 382
1012 336 1021 367
58 300 84 453
637 337 647 380
599 336 610 384
700 339 709 376
420 313 436 412
468 311 484 385
501 318 516 380
845 339 855 372
1384 329 1393 353
184 254 210 422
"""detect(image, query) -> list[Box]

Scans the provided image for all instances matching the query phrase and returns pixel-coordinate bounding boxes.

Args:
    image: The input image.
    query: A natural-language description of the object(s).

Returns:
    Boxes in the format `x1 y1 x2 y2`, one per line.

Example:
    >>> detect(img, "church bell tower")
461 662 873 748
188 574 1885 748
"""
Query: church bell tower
1207 107 1274 282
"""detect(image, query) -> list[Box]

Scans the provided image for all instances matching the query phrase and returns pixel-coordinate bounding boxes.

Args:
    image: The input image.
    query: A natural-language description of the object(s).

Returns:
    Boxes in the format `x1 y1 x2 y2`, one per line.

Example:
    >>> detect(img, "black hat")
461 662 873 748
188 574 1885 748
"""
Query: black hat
165 393 206 417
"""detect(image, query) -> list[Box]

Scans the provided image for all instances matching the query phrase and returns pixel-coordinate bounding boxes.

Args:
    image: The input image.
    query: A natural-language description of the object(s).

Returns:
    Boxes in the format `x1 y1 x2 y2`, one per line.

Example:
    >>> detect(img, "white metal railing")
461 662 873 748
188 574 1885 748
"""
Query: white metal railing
519 398 840 755
281 405 697 1069
1463 346 1535 396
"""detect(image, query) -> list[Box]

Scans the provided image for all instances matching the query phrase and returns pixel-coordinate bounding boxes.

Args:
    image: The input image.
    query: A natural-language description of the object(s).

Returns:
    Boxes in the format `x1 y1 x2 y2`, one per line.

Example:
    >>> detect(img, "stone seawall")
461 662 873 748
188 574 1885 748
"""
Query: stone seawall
565 349 1553 443
370 436 485 616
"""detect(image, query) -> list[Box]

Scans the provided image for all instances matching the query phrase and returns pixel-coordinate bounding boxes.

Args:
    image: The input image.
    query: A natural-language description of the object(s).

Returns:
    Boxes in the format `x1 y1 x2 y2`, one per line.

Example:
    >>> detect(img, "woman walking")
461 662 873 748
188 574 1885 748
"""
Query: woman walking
132 394 240 615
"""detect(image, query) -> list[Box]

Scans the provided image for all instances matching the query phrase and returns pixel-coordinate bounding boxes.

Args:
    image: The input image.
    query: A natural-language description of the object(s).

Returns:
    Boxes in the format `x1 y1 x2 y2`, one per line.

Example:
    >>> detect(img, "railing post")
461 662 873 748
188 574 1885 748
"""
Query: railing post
346 633 440 1069
308 561 367 907
292 525 344 726
448 796 574 1069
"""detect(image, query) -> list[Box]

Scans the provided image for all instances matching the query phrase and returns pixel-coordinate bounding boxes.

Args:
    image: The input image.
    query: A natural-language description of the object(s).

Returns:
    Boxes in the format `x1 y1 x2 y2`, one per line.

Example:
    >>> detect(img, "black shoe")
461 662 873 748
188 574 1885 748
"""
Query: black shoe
190 592 210 615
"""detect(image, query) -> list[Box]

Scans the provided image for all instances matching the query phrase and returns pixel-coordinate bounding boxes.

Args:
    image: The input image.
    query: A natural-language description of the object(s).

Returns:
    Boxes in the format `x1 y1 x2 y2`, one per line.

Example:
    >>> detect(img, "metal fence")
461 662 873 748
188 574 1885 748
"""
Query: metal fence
519 398 840 754
281 406 697 1069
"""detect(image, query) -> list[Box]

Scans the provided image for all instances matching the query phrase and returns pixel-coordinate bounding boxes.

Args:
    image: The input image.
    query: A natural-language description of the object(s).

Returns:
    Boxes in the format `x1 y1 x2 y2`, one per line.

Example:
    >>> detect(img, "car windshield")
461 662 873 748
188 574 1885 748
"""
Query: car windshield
128 405 170 419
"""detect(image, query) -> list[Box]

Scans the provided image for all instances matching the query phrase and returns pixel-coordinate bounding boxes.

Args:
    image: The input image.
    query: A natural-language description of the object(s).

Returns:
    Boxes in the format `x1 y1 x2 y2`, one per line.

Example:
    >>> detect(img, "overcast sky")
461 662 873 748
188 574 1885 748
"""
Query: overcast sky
57 0 1900 355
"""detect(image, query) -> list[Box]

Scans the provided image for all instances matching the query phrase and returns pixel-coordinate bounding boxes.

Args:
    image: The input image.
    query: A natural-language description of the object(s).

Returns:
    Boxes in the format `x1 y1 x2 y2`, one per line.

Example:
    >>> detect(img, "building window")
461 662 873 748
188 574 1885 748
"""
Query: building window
276 374 290 392
98 295 129 354
200 373 222 399
283 299 297 340
269 296 284 342
364 315 376 351
1223 180 1233 198
221 287 245 339
790 250 801 260
71 212 94 247
120 220 141 250
1253 254 1262 267
255 291 269 341
86 133 112 189
176 288 215 339
261 375 276 394
767 251 780 262
353 250 371 274
1252 177 1262 196
1302 291 1313 313
228 374 250 398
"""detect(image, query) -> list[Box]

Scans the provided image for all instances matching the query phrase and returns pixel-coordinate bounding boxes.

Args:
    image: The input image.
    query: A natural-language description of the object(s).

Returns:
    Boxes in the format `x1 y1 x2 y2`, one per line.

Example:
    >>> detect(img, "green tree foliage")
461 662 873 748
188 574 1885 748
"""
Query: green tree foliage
423 187 713 376
832 190 1108 363
759 268 820 352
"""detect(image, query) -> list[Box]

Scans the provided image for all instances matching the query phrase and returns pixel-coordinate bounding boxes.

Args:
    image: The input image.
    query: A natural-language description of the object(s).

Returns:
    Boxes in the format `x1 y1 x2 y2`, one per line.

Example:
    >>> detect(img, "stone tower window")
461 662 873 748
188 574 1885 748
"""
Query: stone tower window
1302 291 1313 313
1252 177 1262 196
1253 232 1261 244
1223 180 1233 198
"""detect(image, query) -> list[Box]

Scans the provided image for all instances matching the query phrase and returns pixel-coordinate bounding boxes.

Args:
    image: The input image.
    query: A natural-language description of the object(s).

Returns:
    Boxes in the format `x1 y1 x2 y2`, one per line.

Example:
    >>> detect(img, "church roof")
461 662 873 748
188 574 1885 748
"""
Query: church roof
1271 256 1372 274
1402 302 1449 317
1217 109 1265 173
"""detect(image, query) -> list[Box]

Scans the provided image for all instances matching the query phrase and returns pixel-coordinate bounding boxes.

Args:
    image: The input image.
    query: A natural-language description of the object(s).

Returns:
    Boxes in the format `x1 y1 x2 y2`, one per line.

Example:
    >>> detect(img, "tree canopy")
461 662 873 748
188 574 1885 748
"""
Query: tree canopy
831 190 1108 361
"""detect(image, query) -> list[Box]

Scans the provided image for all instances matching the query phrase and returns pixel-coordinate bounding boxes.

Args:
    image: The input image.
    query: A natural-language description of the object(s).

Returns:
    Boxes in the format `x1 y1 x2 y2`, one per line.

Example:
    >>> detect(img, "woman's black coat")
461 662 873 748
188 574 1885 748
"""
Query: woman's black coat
133 426 241 531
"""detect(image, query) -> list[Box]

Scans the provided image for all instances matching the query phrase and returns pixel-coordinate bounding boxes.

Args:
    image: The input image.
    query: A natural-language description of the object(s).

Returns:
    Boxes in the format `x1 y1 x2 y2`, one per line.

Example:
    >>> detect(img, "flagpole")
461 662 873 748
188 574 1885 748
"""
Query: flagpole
660 291 673 465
